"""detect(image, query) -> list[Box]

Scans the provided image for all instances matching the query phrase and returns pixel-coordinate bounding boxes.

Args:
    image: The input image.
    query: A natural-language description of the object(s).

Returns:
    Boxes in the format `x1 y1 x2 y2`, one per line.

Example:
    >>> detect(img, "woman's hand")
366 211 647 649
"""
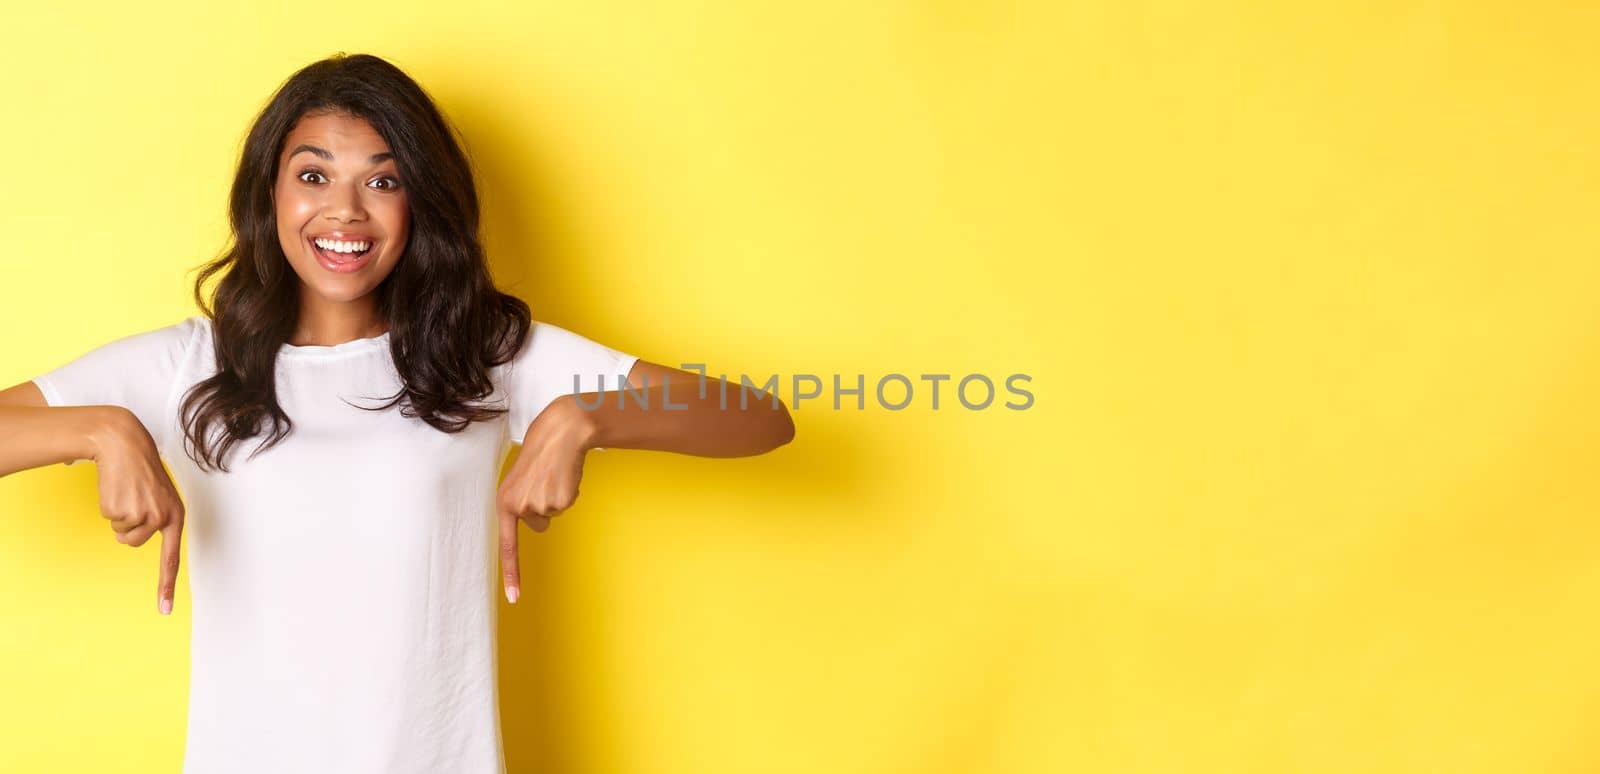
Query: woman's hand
496 395 598 605
90 408 186 616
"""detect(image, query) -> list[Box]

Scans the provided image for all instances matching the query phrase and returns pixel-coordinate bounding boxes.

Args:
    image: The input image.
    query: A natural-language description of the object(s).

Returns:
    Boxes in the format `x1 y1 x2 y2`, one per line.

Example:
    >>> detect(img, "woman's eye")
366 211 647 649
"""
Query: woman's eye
297 170 327 184
370 176 400 191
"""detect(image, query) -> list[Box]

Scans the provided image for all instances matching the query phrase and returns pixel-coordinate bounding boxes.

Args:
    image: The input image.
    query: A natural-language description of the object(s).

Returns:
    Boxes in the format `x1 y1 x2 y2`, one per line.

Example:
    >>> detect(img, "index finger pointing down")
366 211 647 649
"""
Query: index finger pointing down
158 520 182 616
500 509 521 605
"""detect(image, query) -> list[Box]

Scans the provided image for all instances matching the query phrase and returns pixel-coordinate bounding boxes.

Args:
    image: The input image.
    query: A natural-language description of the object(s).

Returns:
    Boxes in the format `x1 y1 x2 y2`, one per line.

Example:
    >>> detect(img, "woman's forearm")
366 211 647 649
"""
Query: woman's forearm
0 402 128 477
570 363 795 458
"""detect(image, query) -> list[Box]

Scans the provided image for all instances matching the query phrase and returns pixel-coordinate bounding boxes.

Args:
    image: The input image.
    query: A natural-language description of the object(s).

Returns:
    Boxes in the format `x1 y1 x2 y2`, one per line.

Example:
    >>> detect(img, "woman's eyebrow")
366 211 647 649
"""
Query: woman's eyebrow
286 144 395 164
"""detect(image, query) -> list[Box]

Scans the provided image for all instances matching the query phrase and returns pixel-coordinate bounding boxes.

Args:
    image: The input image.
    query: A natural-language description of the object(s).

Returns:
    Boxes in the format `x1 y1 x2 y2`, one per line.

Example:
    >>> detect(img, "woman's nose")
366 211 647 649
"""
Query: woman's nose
324 181 366 222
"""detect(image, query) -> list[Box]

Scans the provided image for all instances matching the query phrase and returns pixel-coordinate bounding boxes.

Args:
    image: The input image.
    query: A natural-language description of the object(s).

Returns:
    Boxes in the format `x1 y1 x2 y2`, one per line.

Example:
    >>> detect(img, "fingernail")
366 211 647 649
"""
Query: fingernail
506 586 519 604
160 597 172 615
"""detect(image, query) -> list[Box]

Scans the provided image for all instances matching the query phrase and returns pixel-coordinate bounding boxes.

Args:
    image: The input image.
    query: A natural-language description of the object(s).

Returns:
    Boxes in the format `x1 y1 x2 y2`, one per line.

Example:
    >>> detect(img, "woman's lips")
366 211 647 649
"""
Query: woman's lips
309 236 375 274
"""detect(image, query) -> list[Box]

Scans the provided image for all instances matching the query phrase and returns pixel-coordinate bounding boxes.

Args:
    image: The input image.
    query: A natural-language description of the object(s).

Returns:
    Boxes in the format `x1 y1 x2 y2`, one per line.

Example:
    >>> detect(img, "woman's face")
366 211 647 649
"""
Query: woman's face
273 110 410 307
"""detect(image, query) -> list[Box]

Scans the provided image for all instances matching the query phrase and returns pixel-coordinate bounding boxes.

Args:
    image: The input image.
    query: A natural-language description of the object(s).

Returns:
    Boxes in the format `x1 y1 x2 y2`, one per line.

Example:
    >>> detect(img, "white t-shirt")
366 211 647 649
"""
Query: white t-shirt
31 315 639 774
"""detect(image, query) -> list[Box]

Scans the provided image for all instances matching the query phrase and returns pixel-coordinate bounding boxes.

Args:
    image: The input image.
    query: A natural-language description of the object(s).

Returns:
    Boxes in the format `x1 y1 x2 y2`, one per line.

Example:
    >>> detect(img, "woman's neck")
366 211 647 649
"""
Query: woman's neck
288 305 388 348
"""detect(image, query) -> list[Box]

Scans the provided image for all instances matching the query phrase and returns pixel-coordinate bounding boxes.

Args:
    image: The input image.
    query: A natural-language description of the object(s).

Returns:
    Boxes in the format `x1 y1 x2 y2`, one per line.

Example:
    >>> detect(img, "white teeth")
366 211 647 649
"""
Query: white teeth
313 238 371 253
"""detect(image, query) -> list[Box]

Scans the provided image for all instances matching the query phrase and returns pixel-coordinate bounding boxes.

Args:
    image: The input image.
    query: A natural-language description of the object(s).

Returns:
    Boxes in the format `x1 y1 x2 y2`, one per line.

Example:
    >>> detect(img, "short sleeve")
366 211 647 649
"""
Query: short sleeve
30 317 200 465
501 321 639 446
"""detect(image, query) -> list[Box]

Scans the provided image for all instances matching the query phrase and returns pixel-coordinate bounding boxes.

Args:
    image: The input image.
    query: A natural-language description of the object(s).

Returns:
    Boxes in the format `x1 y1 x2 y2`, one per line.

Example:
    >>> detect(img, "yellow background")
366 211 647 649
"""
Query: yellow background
2 1 1597 772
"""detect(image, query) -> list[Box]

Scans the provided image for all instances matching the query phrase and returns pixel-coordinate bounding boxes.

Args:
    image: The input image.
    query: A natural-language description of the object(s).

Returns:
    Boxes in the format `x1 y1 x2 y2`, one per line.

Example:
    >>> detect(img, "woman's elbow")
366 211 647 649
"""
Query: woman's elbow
768 401 796 450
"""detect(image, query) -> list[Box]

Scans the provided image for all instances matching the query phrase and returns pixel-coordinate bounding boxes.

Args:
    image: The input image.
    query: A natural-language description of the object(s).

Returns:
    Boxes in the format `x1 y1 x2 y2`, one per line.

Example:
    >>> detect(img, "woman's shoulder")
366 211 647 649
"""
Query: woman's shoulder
29 313 213 420
167 314 206 341
69 314 208 365
137 314 210 359
94 314 214 381
495 319 633 375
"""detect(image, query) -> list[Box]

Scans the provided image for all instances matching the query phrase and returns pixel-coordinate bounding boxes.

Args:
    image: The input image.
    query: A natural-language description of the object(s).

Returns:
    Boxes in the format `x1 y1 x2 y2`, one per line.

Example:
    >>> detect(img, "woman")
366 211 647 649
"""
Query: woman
0 53 794 773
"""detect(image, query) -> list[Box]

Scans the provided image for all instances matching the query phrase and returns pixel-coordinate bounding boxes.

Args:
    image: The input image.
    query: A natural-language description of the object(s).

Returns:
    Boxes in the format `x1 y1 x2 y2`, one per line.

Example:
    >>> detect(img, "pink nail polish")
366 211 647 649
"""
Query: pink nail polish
506 587 519 604
160 598 172 615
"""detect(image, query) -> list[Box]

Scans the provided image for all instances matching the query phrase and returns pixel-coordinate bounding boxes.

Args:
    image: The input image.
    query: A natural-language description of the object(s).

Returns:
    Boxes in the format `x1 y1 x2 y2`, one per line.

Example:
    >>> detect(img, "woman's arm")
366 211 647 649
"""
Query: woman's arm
0 378 189 614
0 381 135 477
563 359 796 458
497 358 795 601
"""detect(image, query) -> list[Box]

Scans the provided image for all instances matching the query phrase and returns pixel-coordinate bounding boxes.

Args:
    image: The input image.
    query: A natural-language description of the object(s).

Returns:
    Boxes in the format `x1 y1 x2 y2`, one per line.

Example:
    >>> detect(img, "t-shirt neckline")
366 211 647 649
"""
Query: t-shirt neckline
192 316 391 359
278 330 392 358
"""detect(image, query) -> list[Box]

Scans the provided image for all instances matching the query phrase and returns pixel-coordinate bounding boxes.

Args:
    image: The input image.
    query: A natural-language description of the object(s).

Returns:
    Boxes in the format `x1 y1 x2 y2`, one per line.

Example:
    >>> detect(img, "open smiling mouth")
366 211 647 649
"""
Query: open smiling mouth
309 236 375 270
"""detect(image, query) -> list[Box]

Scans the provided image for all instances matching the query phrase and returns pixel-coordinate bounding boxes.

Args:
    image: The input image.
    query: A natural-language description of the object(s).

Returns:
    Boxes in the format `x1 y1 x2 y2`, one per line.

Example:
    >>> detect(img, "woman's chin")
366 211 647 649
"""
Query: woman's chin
289 260 394 302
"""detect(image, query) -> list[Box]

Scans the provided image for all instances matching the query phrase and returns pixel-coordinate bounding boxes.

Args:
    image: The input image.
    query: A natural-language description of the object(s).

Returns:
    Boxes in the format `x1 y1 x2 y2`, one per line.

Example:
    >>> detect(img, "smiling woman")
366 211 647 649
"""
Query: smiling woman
0 52 794 774
186 53 510 468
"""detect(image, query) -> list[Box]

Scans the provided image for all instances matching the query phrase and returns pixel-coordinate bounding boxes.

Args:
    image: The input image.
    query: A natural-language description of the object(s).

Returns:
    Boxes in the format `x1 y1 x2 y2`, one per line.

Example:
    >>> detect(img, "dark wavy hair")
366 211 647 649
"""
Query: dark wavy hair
179 52 530 473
